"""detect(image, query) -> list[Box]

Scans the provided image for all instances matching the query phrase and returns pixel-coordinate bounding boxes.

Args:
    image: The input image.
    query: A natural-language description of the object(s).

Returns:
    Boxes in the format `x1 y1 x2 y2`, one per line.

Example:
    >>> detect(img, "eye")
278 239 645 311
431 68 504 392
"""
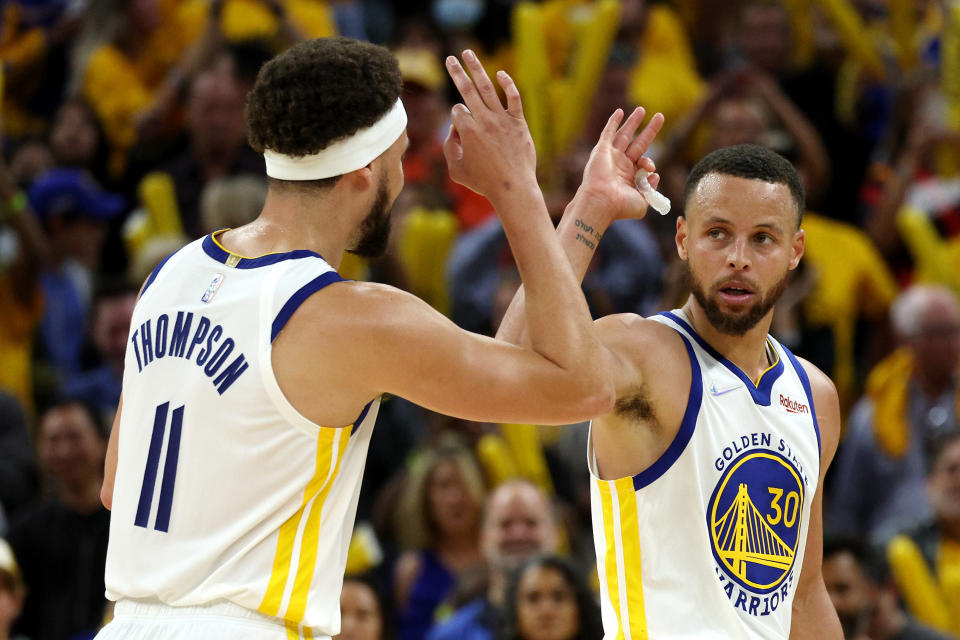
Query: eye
754 232 774 245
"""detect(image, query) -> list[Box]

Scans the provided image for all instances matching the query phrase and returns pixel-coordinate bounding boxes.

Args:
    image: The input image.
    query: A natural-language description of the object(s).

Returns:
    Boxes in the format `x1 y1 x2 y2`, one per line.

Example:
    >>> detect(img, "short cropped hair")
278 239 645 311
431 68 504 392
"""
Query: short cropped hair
684 144 805 226
245 37 402 188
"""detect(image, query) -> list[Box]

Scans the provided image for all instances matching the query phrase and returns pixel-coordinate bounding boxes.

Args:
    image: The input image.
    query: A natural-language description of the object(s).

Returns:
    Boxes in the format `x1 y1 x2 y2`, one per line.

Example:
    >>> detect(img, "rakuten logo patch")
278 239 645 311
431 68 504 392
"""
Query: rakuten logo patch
780 394 809 415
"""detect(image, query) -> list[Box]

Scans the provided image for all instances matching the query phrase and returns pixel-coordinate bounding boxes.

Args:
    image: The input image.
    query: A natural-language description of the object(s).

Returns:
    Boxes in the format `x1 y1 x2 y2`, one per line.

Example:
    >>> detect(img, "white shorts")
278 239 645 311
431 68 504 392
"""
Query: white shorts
94 599 331 640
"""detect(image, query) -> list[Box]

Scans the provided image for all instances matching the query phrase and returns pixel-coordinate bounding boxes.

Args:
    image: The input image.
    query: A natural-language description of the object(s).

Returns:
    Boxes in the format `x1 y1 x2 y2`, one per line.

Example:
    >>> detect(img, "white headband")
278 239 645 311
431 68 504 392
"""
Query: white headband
264 99 407 181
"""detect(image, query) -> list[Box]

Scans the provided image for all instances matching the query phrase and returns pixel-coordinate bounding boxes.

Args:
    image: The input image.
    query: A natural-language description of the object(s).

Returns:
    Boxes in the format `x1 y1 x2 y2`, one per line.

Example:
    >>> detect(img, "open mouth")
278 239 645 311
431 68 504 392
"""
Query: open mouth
717 283 756 304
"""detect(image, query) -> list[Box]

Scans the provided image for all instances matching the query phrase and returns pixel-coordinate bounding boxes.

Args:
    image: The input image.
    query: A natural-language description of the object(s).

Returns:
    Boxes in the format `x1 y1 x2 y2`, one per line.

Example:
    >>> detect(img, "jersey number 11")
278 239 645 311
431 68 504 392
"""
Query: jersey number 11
134 401 185 532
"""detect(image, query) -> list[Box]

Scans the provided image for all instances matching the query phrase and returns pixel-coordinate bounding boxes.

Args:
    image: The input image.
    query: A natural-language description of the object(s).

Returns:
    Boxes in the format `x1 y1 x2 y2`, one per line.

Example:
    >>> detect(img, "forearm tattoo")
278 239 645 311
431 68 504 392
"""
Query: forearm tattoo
574 218 602 250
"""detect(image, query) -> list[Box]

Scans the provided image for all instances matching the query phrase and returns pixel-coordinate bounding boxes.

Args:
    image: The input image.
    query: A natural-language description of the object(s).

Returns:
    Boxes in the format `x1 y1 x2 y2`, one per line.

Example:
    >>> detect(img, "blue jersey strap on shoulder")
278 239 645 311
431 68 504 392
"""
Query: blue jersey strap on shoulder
140 250 178 296
781 345 821 463
271 271 345 342
632 331 702 490
658 311 783 406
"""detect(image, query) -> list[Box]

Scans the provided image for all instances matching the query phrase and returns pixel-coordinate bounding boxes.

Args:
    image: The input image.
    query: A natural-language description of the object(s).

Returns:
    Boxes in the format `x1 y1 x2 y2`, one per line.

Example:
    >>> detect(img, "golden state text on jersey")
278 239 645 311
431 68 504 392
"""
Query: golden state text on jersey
708 441 809 617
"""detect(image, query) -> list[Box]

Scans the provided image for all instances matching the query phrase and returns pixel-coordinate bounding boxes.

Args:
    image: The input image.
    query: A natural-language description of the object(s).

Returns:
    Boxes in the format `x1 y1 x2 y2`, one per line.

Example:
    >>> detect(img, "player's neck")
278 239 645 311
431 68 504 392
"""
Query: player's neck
221 190 362 270
681 299 775 382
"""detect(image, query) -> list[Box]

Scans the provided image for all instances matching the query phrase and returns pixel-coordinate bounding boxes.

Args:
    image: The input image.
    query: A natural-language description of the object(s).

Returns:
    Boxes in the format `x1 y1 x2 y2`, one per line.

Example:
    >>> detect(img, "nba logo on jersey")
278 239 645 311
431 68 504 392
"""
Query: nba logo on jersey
708 442 806 618
202 274 225 303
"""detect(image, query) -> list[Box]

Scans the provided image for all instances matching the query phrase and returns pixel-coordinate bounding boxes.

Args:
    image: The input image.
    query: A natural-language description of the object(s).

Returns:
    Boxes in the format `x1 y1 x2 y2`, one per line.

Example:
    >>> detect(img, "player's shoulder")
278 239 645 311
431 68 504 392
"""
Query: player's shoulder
794 356 836 398
294 279 425 319
593 313 691 401
595 313 688 362
283 279 438 346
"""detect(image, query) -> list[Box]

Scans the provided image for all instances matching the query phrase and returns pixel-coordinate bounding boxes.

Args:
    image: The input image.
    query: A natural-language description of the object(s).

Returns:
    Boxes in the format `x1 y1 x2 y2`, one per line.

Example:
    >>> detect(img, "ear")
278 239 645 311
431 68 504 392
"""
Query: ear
676 216 689 261
789 228 805 270
343 165 374 192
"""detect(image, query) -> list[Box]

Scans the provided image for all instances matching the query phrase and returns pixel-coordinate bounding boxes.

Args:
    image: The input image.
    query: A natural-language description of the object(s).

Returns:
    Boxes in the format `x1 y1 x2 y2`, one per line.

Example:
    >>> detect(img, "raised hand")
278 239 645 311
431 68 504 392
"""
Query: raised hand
442 50 536 203
577 107 665 223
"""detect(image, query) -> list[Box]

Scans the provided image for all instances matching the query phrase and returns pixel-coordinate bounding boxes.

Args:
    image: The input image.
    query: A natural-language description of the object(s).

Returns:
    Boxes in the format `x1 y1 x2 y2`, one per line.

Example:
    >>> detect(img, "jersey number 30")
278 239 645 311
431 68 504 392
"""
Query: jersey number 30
134 402 185 532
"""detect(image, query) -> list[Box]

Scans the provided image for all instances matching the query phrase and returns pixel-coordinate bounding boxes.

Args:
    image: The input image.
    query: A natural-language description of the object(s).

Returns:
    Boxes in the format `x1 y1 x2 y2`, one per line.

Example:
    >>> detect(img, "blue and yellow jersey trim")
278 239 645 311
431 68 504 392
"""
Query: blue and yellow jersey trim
259 425 352 629
202 229 328 269
659 311 784 407
597 477 648 640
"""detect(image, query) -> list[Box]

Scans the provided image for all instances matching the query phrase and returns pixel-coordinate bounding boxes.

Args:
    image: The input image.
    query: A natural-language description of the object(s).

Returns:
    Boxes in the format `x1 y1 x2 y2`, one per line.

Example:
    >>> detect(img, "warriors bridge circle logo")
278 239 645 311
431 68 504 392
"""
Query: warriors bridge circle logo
707 449 804 595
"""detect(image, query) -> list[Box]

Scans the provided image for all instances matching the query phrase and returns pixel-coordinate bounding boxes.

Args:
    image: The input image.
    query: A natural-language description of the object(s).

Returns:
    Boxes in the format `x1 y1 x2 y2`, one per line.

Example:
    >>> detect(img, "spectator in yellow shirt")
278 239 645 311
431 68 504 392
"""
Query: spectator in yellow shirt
73 0 227 175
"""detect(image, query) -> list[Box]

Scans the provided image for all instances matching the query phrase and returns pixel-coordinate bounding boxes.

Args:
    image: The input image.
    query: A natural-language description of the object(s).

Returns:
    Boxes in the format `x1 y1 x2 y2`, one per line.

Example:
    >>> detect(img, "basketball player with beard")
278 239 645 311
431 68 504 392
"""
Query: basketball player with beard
497 118 843 637
95 39 619 639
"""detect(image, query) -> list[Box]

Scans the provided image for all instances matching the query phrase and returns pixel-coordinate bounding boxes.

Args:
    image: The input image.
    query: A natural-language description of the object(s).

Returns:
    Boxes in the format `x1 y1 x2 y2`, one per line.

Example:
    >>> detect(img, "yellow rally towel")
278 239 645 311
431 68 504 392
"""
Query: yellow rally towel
867 347 960 458
865 348 914 458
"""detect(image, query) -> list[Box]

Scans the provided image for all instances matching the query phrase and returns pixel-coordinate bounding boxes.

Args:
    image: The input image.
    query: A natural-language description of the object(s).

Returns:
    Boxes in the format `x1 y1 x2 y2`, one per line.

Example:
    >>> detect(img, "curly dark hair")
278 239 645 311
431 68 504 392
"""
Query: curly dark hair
246 37 402 161
684 143 805 226
499 555 603 640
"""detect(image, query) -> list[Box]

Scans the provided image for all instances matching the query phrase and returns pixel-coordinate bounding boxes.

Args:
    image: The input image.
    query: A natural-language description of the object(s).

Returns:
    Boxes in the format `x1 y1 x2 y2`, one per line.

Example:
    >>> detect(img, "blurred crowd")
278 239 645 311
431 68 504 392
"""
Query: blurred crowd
1 0 960 639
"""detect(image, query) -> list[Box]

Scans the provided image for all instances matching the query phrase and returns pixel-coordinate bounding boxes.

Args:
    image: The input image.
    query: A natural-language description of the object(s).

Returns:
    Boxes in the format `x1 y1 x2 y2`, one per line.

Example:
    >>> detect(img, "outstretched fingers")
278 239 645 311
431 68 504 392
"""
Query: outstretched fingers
600 109 625 144
626 112 665 162
496 70 524 118
613 107 646 151
460 49 503 113
445 55 486 118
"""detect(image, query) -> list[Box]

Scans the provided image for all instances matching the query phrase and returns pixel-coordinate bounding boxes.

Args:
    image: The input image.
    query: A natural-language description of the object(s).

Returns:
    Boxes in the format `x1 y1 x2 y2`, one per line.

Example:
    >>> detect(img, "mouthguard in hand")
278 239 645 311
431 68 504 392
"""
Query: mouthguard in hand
635 168 671 215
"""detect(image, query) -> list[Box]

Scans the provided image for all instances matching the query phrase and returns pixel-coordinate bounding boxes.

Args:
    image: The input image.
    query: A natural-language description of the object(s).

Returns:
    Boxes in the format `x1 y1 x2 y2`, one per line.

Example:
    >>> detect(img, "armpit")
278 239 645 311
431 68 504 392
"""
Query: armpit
614 387 656 423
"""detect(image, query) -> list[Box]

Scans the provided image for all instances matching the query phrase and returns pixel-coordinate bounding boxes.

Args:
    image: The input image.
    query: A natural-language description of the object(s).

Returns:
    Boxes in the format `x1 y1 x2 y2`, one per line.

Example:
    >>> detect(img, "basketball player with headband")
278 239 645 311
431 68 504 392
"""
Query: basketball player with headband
94 38 634 639
497 106 843 638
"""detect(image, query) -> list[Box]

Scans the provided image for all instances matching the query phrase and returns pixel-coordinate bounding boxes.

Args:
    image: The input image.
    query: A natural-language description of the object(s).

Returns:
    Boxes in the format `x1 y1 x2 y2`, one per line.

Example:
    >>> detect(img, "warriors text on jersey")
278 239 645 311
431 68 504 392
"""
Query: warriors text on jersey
589 310 821 640
104 232 379 637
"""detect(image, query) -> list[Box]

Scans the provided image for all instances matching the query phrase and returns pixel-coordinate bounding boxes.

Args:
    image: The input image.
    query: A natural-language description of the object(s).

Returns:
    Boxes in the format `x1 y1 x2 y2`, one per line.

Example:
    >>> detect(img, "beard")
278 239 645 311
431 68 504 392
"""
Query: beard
682 261 789 336
347 180 392 258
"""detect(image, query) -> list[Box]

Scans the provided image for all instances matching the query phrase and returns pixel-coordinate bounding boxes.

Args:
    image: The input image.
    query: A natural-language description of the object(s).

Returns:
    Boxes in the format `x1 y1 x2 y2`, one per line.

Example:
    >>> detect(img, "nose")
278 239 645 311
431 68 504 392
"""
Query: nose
726 237 751 270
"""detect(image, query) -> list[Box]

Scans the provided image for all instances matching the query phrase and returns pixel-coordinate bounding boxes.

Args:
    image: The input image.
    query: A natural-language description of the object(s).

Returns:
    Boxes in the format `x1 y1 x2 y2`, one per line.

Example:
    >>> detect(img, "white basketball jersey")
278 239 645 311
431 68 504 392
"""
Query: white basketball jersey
590 310 821 640
105 231 380 637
